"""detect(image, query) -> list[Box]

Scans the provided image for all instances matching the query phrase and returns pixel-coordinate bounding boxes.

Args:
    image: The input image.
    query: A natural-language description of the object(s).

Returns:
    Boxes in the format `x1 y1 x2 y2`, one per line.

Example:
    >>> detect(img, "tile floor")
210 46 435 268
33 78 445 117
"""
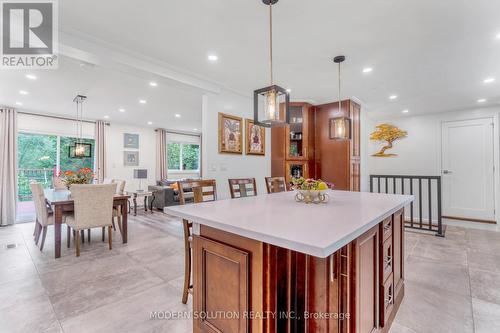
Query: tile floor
0 214 499 333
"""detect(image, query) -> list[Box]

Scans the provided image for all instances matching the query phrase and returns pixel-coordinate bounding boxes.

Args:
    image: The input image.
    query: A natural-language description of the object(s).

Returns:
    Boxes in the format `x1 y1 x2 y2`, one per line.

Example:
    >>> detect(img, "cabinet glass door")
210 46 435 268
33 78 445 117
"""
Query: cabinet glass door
288 106 304 159
286 161 308 183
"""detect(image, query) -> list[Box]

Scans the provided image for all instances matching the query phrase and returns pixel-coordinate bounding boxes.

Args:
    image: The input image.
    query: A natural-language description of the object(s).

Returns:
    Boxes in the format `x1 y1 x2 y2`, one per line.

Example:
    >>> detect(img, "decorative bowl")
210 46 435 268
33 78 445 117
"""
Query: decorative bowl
295 189 329 204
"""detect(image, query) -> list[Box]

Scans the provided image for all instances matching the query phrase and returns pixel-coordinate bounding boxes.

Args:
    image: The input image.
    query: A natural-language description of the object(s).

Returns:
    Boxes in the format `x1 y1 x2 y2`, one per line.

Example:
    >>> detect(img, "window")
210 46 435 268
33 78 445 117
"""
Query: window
17 132 95 201
168 142 200 172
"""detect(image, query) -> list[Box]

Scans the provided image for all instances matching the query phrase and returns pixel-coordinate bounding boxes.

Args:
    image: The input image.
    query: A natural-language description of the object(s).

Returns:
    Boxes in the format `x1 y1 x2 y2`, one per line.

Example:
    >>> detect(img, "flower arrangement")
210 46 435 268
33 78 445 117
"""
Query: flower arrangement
59 167 94 188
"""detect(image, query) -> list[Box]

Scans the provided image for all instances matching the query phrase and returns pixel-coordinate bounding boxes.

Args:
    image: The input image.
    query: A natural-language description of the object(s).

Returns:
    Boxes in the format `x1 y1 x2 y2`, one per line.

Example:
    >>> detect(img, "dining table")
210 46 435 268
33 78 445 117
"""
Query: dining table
44 189 131 259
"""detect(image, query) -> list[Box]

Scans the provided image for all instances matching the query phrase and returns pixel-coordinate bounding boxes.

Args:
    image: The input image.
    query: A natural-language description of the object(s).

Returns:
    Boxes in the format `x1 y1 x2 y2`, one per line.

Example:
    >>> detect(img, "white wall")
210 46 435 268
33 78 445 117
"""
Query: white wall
366 106 500 221
18 113 94 138
105 123 156 192
202 91 271 199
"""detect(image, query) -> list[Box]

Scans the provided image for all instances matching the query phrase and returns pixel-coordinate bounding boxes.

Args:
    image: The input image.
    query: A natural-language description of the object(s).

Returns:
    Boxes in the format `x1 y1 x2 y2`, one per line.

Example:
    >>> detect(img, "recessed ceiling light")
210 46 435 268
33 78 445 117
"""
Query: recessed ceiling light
15 102 23 106
139 99 147 104
118 108 126 112
484 77 496 84
174 114 181 118
19 90 28 95
193 128 198 131
147 121 153 125
286 88 292 93
477 98 487 103
402 109 409 114
149 81 157 87
207 54 218 62
496 33 500 40
389 95 398 100
362 67 373 73
104 115 110 119
25 74 37 80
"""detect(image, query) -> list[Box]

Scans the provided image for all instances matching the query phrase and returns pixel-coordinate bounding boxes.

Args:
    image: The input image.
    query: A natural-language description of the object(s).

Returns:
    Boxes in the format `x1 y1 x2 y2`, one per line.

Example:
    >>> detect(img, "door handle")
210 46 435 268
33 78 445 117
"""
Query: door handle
442 170 452 174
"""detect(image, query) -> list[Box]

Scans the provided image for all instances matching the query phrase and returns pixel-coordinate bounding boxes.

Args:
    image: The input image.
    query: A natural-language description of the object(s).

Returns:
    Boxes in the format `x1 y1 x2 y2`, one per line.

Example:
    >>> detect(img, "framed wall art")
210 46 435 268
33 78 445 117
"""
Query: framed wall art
245 119 265 155
124 151 139 166
123 133 139 149
218 113 242 154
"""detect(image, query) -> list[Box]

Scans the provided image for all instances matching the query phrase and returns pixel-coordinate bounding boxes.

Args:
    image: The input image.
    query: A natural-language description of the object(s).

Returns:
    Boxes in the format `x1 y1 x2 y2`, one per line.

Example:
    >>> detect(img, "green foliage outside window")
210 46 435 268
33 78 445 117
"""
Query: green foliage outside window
17 132 94 201
167 142 200 171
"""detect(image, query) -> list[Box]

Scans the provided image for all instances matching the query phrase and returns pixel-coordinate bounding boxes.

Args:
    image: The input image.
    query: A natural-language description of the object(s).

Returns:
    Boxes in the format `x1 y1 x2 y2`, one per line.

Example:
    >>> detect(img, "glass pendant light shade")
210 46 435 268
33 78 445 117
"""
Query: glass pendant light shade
329 117 351 140
74 143 86 157
254 85 290 127
69 94 92 158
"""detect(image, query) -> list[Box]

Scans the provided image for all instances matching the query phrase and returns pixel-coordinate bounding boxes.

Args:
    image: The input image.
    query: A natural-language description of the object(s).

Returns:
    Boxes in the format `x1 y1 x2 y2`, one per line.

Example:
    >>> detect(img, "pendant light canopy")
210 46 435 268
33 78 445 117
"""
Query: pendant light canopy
70 94 92 158
329 56 351 140
253 0 290 127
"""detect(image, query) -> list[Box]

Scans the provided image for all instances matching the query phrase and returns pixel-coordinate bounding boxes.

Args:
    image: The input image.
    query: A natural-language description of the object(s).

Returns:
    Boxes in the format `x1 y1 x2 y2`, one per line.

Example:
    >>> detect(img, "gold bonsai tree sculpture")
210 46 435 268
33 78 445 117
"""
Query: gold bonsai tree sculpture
370 124 407 157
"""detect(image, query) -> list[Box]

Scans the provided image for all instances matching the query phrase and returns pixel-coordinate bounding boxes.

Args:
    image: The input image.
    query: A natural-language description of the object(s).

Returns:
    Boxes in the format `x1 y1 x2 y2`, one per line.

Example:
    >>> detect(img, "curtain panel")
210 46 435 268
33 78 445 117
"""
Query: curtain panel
0 108 18 226
94 121 106 183
156 129 167 181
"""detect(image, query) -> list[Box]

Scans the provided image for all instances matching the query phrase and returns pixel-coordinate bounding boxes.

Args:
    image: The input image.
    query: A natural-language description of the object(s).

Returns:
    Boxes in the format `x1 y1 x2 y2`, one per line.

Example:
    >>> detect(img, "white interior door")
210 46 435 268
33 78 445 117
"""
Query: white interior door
442 118 495 221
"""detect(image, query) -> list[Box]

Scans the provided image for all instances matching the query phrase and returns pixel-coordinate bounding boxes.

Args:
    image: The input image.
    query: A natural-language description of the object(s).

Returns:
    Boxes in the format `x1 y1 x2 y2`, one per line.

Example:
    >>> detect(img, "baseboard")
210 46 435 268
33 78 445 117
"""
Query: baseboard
443 215 497 224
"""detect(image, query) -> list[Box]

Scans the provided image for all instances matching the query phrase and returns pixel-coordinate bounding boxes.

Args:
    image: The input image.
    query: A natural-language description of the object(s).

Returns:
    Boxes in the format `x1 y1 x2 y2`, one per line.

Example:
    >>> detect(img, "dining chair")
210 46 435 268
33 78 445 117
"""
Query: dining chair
52 176 66 190
65 184 117 257
265 176 287 194
30 183 54 251
228 178 257 198
110 179 126 237
177 179 217 304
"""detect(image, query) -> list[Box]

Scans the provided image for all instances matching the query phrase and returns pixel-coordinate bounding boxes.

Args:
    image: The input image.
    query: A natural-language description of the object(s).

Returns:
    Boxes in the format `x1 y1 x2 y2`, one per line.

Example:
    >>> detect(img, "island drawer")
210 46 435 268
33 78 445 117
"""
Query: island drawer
380 273 395 327
381 216 393 242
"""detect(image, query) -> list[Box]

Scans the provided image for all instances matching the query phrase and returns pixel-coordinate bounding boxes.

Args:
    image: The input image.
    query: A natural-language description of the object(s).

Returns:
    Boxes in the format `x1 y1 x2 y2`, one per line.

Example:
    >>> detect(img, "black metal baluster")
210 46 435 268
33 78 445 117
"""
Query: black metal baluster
437 177 444 237
419 178 423 229
410 179 414 228
378 177 381 193
385 177 388 194
428 179 432 231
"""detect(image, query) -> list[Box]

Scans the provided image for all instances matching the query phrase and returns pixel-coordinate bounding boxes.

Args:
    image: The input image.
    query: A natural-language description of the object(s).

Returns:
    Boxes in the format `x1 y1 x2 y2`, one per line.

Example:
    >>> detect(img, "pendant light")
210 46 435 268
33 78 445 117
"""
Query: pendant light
253 0 290 127
70 94 92 158
329 55 351 140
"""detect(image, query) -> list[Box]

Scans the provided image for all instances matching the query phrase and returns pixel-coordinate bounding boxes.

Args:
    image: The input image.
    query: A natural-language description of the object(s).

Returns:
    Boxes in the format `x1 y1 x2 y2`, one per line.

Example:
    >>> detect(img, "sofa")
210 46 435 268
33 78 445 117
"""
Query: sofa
148 178 199 211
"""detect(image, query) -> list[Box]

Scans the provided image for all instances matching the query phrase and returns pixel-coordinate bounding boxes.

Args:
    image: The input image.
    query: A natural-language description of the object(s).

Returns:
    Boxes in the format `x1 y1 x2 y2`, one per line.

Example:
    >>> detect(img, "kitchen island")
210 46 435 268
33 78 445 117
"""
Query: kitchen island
166 190 413 333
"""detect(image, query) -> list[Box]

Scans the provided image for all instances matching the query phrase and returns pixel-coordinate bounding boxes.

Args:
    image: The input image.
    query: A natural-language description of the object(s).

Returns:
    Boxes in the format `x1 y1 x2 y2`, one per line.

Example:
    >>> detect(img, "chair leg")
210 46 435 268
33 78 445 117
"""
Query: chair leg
112 219 116 231
81 230 85 243
87 229 91 242
75 229 80 257
102 227 105 242
182 243 191 304
108 226 112 250
67 226 71 248
34 222 41 244
39 226 48 252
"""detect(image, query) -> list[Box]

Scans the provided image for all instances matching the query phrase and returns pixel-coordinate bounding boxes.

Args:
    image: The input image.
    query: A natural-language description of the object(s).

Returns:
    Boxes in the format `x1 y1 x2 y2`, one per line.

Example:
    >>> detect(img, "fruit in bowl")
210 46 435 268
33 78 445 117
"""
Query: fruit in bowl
291 177 333 204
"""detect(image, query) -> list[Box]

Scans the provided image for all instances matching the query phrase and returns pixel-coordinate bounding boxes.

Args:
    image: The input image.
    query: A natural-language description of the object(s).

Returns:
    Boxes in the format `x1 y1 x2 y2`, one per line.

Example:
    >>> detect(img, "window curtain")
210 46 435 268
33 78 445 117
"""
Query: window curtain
156 128 167 181
94 121 106 183
0 108 18 226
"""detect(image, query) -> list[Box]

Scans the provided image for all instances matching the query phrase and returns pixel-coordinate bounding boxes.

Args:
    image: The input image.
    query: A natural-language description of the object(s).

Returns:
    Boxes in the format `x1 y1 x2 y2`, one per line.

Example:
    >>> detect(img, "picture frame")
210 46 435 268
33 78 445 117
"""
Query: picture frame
123 133 139 149
245 119 265 155
218 113 243 154
68 143 92 158
124 151 139 166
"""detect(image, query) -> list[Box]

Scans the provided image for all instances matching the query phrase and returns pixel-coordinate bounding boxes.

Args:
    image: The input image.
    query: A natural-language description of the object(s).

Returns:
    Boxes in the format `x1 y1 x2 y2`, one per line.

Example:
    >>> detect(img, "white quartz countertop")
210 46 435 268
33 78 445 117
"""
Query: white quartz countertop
165 190 414 258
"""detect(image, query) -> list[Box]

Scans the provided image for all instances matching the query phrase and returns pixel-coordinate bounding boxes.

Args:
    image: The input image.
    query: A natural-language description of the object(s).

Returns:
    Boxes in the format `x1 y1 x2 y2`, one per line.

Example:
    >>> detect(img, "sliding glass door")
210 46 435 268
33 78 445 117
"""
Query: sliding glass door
17 132 94 221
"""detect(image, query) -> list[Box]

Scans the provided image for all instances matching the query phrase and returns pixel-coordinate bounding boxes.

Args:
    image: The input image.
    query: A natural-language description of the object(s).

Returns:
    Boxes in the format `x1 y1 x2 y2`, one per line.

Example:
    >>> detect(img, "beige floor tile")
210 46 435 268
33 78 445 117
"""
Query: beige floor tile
395 281 473 333
405 255 470 296
469 268 500 305
472 298 500 333
467 248 500 274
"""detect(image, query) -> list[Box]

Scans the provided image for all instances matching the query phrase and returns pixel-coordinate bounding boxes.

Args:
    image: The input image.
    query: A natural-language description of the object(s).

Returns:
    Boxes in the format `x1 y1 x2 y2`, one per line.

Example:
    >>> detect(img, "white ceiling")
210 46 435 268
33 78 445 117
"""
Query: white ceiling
0 56 203 131
2 0 500 124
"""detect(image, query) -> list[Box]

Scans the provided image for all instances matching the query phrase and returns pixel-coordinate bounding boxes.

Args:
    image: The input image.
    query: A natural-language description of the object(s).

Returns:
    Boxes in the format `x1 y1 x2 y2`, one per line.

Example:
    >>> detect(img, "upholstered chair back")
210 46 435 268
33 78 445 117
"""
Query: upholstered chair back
30 182 51 226
112 179 126 195
70 184 116 230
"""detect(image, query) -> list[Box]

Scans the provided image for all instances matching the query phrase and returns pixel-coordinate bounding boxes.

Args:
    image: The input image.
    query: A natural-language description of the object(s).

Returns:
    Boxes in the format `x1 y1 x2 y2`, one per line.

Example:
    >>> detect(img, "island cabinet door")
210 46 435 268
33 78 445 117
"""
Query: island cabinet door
193 235 250 333
354 225 380 333
392 209 404 296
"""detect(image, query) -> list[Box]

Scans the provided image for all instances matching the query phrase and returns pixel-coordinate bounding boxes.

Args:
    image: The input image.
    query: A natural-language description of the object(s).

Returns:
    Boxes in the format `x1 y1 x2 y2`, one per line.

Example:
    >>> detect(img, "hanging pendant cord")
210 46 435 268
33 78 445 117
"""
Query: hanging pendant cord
269 2 273 85
338 62 341 111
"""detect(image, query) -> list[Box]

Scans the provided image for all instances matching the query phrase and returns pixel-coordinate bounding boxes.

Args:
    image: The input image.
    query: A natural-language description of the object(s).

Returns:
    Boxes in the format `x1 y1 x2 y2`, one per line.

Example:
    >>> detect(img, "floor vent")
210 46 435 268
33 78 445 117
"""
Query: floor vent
4 243 19 249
